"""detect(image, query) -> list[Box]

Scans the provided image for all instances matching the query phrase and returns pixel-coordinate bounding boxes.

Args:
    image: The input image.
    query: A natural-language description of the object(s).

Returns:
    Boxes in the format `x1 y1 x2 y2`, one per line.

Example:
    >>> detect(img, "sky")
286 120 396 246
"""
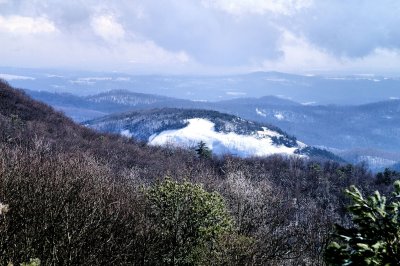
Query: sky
0 0 400 74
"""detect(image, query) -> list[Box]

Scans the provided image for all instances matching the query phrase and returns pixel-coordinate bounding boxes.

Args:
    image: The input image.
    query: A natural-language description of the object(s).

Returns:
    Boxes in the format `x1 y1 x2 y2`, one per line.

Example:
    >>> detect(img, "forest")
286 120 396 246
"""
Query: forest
0 79 399 265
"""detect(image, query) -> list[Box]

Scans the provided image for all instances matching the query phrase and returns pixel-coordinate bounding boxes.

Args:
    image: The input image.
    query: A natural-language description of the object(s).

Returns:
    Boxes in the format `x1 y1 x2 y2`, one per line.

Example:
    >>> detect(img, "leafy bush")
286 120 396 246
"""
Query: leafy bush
146 178 233 265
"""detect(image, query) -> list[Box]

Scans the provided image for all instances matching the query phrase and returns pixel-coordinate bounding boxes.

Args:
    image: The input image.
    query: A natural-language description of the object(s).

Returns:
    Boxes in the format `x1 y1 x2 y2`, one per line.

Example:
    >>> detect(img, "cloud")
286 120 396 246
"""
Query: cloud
123 0 283 65
0 25 194 73
261 30 400 74
0 0 400 74
202 0 313 16
0 15 57 34
291 1 400 58
261 30 341 72
91 14 125 42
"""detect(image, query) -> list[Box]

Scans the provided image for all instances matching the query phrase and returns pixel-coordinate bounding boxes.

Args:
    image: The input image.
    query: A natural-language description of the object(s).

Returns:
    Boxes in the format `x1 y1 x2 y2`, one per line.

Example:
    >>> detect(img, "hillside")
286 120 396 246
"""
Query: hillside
0 79 386 265
85 108 341 160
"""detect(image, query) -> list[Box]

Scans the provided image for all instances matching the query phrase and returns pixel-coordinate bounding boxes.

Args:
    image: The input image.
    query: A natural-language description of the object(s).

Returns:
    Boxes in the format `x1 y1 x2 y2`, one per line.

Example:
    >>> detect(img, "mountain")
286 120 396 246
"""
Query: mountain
211 97 400 170
25 88 399 169
3 67 400 104
25 89 195 121
85 108 341 161
86 89 176 106
216 98 400 151
390 162 400 171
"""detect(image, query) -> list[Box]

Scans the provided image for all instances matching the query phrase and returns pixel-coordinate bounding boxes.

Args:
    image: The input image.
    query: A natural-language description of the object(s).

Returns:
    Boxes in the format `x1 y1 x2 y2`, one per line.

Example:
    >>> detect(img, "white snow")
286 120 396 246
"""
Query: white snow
226 91 246 96
121 129 133 138
296 141 307 149
115 77 131 82
257 127 282 138
0 73 35 81
149 118 300 157
70 77 112 85
301 101 316 106
274 112 285 120
255 108 267 117
358 156 396 169
264 78 288 82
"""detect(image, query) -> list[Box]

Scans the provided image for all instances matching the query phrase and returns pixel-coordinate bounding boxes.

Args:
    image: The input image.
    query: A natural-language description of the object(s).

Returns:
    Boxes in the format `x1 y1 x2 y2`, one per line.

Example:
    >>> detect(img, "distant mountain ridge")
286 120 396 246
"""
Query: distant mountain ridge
3 67 400 104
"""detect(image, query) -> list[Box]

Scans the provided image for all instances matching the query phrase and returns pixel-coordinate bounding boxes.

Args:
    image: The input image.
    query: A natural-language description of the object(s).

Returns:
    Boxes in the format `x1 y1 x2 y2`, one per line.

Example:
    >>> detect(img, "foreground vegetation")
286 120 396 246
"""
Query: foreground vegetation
0 80 399 265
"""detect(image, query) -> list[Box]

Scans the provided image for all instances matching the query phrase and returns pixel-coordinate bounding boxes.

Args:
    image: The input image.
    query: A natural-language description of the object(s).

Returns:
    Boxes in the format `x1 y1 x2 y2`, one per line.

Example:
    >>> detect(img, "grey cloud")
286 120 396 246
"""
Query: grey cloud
115 0 283 65
0 0 284 65
291 0 400 57
1 0 400 71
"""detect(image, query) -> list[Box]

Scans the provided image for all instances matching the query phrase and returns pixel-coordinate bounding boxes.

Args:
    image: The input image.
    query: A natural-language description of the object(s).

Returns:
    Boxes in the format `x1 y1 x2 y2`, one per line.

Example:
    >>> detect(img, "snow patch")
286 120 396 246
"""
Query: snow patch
264 77 288 82
149 118 299 157
0 73 35 80
115 77 131 82
226 91 246 96
302 101 316 106
46 74 64 78
296 141 307 149
121 129 133 138
255 108 267 117
70 77 112 85
274 112 285 120
257 127 282 138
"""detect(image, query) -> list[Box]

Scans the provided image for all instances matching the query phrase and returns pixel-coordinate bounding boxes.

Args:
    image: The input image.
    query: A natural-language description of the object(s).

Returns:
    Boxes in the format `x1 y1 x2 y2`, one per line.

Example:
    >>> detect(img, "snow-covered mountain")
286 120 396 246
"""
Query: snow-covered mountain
84 108 341 160
85 89 174 106
26 89 400 169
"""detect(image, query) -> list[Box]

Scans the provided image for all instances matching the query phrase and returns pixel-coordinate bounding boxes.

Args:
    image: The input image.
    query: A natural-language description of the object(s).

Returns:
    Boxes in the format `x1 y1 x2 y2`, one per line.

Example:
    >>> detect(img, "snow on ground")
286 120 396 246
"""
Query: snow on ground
0 73 35 80
149 118 299 157
257 127 282 138
121 129 133 138
358 156 397 169
274 112 285 120
255 108 267 117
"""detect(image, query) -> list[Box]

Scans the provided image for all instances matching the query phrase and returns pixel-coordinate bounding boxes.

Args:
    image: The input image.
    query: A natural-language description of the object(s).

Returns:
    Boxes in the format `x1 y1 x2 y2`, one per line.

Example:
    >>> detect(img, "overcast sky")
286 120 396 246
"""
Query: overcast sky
1 0 400 74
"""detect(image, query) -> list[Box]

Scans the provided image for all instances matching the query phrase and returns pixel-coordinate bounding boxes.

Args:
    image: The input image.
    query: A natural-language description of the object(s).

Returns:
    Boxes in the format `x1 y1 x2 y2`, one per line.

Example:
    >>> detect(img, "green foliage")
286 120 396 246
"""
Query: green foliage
146 178 233 265
325 181 400 265
195 141 212 159
20 258 40 266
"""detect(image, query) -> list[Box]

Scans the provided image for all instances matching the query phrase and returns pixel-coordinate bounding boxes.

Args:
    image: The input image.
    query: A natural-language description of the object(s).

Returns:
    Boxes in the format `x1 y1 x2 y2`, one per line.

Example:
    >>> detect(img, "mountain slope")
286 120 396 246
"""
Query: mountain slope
85 108 341 160
25 89 195 121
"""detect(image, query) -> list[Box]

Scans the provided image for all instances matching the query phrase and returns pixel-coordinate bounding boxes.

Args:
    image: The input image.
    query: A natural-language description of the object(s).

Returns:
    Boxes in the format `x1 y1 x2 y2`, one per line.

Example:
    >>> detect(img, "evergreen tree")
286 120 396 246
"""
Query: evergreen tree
325 181 400 265
195 141 212 159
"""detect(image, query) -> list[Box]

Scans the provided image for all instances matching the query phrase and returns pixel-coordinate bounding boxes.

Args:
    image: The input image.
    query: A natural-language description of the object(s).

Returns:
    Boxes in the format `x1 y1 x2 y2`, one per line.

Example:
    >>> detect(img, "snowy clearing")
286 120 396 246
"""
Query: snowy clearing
149 118 300 157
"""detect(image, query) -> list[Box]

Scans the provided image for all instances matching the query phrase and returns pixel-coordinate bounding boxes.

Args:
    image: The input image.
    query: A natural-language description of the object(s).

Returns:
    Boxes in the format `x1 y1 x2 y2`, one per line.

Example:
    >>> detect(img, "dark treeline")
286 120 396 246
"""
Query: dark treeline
0 80 390 265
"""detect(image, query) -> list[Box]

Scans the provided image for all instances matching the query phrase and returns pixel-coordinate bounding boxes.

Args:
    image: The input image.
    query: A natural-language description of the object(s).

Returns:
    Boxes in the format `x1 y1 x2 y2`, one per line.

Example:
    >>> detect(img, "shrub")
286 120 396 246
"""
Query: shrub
146 178 233 265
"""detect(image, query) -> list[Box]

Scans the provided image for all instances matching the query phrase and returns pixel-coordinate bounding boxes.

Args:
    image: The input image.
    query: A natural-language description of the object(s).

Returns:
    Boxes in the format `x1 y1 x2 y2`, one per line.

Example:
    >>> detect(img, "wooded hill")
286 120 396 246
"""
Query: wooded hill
0 80 394 265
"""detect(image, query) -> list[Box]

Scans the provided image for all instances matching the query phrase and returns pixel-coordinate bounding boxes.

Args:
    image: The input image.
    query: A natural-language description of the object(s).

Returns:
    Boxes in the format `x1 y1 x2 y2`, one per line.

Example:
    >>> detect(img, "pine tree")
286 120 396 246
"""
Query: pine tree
325 181 400 265
195 141 212 159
